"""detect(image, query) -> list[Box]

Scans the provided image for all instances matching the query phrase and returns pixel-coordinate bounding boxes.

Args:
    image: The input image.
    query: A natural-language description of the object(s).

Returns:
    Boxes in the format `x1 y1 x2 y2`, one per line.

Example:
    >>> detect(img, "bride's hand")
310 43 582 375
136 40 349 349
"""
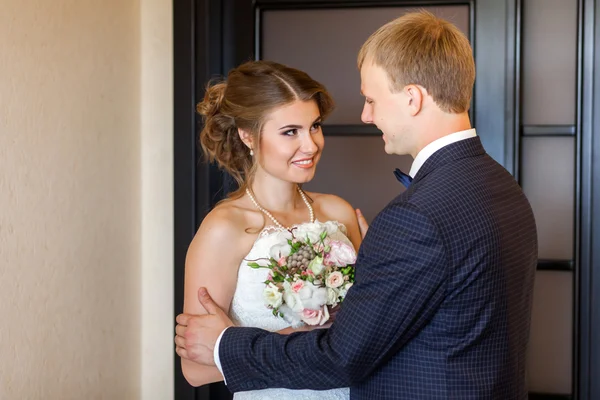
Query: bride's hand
356 208 369 238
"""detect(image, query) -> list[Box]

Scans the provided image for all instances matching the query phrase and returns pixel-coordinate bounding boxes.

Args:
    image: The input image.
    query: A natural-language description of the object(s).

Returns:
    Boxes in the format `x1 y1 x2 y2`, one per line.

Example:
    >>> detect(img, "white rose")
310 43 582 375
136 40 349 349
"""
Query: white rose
325 271 344 288
308 255 325 275
326 288 339 305
293 222 326 244
263 284 283 308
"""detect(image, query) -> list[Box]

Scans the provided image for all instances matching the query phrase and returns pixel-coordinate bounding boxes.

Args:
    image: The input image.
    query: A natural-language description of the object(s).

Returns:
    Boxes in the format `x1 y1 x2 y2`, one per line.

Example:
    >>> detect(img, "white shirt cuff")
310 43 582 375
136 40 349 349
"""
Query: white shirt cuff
214 327 229 384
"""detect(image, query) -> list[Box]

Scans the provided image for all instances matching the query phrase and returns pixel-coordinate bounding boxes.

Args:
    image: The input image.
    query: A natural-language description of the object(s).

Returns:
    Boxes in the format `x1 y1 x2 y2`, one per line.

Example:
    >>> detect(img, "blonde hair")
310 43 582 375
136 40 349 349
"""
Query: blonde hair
357 10 475 113
197 60 334 199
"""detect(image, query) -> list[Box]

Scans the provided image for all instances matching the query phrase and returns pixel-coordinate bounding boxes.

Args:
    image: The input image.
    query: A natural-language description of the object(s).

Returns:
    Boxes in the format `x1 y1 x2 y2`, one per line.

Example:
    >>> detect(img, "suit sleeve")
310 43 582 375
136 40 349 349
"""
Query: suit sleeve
219 202 448 392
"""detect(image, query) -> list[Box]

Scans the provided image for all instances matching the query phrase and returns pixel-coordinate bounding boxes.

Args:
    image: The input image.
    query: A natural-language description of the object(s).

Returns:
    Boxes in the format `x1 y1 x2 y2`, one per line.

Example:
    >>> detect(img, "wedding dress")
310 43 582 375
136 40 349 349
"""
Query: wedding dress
228 220 351 400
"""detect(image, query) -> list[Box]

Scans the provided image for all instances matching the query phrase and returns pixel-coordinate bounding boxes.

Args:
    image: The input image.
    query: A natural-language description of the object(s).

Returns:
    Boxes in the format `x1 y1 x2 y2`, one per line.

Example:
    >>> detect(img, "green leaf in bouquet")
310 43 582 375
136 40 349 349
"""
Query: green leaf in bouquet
290 242 301 254
248 262 265 269
320 231 327 240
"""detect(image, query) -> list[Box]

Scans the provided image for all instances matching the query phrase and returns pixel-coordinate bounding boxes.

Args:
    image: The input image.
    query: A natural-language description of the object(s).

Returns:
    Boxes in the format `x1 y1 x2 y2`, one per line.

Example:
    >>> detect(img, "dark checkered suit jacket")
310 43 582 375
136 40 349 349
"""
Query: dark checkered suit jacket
219 137 538 399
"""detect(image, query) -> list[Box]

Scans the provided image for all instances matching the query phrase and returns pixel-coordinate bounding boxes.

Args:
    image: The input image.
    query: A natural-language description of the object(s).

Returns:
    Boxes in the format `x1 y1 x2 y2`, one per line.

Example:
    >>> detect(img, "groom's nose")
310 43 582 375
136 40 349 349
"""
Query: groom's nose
361 103 373 124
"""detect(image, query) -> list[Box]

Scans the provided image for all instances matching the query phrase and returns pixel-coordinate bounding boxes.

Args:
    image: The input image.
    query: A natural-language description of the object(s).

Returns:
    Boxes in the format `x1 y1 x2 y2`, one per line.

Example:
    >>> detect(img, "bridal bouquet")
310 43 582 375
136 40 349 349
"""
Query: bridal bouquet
247 222 356 327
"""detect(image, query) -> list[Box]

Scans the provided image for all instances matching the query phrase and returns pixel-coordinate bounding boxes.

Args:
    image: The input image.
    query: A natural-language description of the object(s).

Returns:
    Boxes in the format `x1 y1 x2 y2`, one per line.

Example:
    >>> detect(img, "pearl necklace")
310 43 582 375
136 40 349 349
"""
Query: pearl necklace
245 186 314 230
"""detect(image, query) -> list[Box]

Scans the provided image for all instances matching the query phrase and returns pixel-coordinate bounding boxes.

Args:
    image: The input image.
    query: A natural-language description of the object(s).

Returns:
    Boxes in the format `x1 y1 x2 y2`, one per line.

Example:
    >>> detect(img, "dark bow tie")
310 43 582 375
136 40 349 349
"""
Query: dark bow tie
394 168 413 188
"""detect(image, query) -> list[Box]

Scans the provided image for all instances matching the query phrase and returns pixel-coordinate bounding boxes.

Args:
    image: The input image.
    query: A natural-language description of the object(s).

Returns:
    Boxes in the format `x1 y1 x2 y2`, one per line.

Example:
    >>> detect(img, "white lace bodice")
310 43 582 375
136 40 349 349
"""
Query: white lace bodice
229 220 351 400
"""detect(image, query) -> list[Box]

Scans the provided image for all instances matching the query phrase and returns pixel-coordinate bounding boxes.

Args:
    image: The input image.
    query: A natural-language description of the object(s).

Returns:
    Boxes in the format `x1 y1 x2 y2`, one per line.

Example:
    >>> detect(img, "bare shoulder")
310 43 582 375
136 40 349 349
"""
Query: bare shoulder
308 192 356 223
202 202 246 236
187 199 250 260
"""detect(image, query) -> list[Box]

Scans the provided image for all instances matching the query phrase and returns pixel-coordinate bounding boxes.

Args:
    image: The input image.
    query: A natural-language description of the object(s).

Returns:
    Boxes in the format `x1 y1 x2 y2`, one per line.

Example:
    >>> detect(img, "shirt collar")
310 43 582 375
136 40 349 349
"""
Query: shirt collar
409 128 477 178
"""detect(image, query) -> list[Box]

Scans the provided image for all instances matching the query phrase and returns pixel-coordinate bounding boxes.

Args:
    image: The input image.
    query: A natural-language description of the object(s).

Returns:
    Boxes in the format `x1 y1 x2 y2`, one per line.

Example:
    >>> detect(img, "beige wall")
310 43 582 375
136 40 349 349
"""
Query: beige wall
141 0 174 398
0 0 173 398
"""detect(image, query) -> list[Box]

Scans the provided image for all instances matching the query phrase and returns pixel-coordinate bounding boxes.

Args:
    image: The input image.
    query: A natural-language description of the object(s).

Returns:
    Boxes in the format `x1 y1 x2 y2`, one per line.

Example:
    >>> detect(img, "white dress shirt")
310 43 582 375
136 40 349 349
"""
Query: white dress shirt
214 128 477 381
214 327 228 381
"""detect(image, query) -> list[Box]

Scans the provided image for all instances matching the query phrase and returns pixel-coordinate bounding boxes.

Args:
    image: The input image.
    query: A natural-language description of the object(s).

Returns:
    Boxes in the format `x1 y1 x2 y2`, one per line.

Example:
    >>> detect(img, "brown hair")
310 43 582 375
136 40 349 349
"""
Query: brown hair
197 60 334 198
357 10 475 113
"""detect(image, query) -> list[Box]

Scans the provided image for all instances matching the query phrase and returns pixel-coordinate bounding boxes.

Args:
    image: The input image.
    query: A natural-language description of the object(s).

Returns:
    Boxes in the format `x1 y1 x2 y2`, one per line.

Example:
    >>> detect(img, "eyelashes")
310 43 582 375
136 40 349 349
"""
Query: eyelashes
281 122 322 137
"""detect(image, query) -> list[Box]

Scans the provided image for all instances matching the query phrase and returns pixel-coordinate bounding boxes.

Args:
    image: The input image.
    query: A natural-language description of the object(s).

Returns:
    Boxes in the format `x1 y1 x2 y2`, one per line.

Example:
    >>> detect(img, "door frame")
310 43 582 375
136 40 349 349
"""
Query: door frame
577 0 600 399
172 0 599 398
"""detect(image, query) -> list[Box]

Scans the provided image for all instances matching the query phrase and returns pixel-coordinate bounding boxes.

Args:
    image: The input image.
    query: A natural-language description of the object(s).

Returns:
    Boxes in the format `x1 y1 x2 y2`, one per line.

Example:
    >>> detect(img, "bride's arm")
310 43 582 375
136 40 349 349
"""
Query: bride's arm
181 209 246 387
277 323 332 335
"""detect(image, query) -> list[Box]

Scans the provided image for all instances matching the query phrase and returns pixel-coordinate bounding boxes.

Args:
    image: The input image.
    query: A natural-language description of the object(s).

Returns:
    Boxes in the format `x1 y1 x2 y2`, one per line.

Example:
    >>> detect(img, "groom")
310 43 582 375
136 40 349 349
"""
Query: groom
175 11 537 399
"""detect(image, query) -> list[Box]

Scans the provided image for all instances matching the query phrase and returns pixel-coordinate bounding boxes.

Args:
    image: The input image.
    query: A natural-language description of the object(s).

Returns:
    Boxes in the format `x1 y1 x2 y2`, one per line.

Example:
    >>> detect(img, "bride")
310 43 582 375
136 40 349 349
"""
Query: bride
181 60 362 399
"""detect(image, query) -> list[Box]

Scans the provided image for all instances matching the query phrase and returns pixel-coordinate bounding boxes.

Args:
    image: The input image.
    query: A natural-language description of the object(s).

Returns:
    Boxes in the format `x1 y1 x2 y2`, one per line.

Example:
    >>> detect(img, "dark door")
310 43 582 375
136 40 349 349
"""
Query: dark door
173 1 600 399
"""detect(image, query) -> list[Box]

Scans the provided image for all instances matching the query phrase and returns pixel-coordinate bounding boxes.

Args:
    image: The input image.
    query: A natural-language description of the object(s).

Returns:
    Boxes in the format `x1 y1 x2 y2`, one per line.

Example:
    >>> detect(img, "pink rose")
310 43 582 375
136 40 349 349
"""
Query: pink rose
291 280 305 293
325 271 344 288
278 256 287 267
324 241 356 267
267 273 274 282
301 306 330 326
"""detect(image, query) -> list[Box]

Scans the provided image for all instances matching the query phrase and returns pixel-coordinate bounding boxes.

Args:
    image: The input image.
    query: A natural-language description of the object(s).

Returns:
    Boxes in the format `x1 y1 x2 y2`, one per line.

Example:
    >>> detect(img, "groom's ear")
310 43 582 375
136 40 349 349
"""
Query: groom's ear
404 84 424 116
238 128 253 150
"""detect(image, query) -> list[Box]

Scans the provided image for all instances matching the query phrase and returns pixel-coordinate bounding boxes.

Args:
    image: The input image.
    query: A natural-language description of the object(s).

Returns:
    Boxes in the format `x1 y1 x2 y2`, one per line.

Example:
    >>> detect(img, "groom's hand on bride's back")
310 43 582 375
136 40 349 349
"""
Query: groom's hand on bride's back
355 208 369 238
175 287 234 366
